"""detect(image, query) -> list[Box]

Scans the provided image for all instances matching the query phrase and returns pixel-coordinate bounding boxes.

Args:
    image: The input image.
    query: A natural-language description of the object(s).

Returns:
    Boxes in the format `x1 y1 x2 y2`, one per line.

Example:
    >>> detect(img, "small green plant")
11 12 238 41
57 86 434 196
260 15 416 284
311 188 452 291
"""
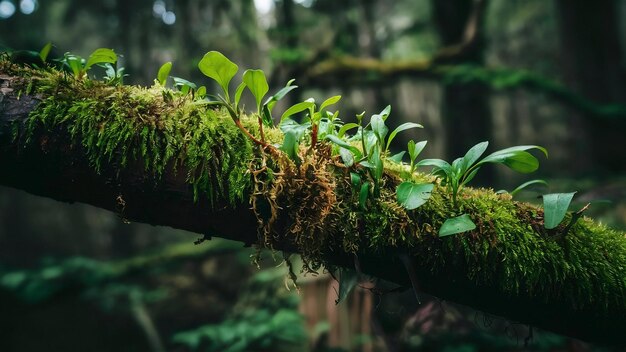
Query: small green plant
198 51 295 148
543 192 576 229
417 142 547 236
102 63 127 85
157 61 172 86
62 48 117 79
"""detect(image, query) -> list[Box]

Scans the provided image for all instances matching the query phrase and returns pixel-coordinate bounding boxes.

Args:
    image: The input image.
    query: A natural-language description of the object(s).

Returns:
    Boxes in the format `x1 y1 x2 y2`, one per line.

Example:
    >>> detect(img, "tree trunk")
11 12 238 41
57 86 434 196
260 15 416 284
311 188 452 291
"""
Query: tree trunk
556 0 626 173
1 63 626 347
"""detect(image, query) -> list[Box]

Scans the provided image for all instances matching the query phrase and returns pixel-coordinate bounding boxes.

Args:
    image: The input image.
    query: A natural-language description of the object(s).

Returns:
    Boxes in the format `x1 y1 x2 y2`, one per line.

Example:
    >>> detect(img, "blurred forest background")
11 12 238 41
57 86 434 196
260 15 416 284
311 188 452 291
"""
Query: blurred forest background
1 0 625 351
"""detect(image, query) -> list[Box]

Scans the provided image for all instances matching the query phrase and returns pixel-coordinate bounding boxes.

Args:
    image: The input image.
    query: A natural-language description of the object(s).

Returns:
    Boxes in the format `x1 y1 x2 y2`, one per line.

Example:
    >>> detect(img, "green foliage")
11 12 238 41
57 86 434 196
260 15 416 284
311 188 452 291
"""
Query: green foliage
157 61 172 86
198 51 238 101
62 48 117 79
396 182 434 210
439 214 477 237
335 268 358 304
543 192 576 229
496 179 548 196
39 42 52 62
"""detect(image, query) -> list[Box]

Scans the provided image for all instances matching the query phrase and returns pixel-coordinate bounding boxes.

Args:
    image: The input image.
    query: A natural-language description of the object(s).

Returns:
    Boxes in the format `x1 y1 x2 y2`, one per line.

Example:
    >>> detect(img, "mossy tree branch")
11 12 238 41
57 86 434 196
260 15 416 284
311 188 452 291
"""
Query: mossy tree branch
1 63 626 347
302 56 626 120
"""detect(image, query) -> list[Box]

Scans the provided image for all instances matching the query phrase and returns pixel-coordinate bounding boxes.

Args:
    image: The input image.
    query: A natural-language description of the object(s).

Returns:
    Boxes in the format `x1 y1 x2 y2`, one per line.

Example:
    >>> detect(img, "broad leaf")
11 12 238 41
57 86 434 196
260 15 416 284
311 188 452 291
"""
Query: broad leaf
320 95 341 111
281 99 315 121
396 182 434 210
350 172 361 190
157 61 172 86
478 145 547 173
439 214 476 237
386 122 423 152
198 51 239 99
85 48 117 70
234 82 246 108
543 192 576 229
242 69 269 112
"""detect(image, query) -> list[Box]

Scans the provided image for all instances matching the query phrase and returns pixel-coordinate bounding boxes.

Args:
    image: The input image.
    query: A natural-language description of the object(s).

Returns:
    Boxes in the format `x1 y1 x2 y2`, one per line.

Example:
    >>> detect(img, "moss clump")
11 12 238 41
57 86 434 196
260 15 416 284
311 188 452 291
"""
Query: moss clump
8 62 256 207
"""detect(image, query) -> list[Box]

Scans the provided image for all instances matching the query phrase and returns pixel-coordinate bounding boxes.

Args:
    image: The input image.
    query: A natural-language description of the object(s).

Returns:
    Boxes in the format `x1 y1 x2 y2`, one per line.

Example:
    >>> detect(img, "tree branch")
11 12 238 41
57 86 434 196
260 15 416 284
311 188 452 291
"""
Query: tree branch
1 63 626 347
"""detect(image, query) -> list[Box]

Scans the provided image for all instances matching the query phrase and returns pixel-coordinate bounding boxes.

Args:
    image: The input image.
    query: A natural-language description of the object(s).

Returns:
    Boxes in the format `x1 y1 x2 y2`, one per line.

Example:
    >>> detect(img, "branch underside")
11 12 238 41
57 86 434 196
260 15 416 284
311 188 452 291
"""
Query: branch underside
1 63 626 347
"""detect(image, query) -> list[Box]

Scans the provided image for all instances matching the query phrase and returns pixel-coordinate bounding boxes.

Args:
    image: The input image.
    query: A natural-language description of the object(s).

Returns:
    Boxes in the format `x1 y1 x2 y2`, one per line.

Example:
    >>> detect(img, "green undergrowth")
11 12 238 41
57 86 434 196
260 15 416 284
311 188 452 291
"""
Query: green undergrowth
2 58 626 313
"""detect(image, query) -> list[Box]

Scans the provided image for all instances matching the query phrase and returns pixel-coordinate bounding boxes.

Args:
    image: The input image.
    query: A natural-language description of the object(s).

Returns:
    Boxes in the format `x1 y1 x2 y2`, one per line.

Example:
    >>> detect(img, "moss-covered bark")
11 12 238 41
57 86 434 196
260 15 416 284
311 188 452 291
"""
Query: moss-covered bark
1 59 626 346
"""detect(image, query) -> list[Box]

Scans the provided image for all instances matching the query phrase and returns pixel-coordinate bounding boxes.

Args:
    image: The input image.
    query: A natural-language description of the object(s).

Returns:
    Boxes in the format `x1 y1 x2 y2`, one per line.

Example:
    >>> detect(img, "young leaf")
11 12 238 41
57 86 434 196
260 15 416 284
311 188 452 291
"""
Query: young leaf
388 151 405 163
460 141 488 172
359 183 370 210
325 135 362 159
198 51 239 100
264 79 298 112
320 95 341 111
85 48 117 70
157 61 172 86
337 123 360 138
280 130 300 163
543 192 576 229
439 214 476 237
370 114 388 145
39 42 52 62
396 182 434 210
408 140 427 164
385 122 423 152
281 99 315 121
242 69 269 112
234 82 246 108
196 86 207 99
509 179 548 196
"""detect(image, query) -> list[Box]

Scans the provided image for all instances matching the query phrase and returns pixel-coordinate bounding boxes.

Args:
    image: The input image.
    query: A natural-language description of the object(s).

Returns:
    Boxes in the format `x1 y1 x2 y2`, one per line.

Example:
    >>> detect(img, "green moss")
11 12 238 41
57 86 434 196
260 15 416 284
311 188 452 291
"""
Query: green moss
13 64 255 207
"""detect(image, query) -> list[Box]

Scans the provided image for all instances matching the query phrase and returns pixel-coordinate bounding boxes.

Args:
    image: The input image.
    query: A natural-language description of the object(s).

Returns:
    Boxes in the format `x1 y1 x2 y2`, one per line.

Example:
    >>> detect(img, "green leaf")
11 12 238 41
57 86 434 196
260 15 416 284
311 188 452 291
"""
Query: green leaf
439 214 476 237
281 99 315 121
325 135 362 159
337 123 360 138
350 172 361 189
369 144 384 182
280 130 300 162
408 140 427 164
172 76 197 90
543 192 576 229
242 69 269 112
320 95 341 111
396 182 434 210
198 51 239 100
65 55 83 76
196 86 207 99
234 82 246 108
157 61 172 86
336 268 358 304
339 147 354 167
478 145 547 173
370 114 388 145
509 179 548 196
385 122 423 152
359 183 370 210
39 42 52 62
389 151 405 163
85 48 117 70
460 141 488 172
379 105 391 120
264 79 298 112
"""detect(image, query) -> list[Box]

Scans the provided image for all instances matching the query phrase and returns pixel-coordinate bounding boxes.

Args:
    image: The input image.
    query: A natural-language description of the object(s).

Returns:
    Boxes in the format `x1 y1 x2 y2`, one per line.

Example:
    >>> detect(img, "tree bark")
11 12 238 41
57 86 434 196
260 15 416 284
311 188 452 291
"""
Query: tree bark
1 67 626 347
